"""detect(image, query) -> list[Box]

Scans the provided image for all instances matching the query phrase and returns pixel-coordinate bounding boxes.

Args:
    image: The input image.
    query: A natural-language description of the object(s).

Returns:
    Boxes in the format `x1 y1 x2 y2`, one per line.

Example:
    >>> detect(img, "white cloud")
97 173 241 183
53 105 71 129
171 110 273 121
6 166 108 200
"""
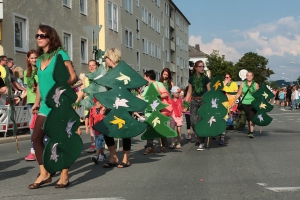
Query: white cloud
189 35 241 62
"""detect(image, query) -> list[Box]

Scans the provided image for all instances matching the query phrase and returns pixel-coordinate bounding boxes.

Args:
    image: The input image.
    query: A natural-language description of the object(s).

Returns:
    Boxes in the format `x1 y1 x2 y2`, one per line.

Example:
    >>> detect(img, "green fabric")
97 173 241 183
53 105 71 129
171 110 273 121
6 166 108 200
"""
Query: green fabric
37 49 69 116
43 54 83 174
163 81 171 95
251 84 274 126
242 81 257 105
93 60 148 138
195 74 228 137
188 75 210 97
24 69 38 104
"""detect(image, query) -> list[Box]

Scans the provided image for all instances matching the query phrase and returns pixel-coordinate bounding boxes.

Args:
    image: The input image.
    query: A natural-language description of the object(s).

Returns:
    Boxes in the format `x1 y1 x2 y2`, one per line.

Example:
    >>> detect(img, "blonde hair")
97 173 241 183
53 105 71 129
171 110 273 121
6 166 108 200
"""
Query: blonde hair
13 66 24 79
104 48 121 64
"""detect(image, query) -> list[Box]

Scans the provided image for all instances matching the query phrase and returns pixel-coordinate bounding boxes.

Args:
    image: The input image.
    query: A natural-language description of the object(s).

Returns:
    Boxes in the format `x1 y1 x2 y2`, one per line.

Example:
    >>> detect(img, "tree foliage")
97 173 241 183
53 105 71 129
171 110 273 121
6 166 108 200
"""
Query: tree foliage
205 50 238 81
206 51 274 84
234 52 274 84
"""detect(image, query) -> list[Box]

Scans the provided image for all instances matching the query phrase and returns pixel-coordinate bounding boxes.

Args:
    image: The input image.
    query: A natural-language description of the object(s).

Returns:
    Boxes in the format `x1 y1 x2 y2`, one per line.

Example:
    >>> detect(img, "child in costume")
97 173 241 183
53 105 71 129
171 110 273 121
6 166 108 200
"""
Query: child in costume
169 86 184 149
90 98 106 164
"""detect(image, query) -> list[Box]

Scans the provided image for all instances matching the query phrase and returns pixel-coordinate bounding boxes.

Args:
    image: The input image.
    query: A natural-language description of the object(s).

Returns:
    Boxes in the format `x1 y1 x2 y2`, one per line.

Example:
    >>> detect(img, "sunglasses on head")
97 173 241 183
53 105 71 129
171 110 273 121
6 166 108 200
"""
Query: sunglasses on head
35 34 49 39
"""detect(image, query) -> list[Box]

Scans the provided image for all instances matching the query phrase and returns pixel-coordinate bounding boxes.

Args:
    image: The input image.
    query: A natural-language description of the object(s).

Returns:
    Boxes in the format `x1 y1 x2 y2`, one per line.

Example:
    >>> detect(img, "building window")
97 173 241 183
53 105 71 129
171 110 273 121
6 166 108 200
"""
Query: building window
166 50 169 62
136 18 140 39
14 15 28 52
142 38 148 54
80 38 88 63
142 6 148 24
150 41 155 57
155 0 160 7
125 28 133 48
136 0 139 7
156 45 161 59
165 3 169 16
124 0 133 14
63 32 72 60
62 0 71 8
156 19 160 33
136 50 140 71
108 2 118 32
79 0 87 15
165 27 169 39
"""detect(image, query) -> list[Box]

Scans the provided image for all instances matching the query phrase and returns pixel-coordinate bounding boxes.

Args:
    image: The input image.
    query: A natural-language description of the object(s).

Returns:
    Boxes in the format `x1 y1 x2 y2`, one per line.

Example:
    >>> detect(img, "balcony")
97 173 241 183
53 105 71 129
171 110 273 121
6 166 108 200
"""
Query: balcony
170 63 176 72
171 41 175 52
170 18 174 29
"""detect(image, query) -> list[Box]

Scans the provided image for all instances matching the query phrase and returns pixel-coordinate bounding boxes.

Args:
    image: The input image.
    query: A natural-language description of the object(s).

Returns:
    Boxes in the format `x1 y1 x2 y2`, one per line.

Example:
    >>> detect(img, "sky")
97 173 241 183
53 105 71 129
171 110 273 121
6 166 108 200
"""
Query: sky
173 0 300 82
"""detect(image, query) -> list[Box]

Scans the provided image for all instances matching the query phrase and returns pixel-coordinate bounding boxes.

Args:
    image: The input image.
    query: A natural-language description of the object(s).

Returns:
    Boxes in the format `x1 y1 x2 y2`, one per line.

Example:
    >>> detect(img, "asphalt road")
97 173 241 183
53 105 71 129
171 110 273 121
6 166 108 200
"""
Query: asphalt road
1 105 300 200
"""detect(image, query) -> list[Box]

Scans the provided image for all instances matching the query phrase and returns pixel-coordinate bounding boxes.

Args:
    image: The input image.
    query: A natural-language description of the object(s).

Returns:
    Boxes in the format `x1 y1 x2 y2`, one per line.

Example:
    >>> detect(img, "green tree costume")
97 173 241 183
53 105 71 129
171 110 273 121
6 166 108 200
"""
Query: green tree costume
195 75 228 137
80 65 107 109
93 61 148 138
42 55 83 174
251 84 274 126
141 83 177 140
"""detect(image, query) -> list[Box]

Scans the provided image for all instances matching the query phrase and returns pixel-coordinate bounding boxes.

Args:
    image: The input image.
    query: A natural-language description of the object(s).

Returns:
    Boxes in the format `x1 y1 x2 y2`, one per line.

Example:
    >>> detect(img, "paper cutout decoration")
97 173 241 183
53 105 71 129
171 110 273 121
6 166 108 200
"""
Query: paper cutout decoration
93 61 148 138
195 74 228 137
251 84 274 126
80 65 107 109
43 54 83 174
141 83 177 140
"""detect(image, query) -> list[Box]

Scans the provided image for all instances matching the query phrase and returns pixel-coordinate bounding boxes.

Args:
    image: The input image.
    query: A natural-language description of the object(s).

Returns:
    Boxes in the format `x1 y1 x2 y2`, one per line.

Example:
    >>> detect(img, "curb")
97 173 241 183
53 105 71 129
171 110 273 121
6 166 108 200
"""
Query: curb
0 134 31 144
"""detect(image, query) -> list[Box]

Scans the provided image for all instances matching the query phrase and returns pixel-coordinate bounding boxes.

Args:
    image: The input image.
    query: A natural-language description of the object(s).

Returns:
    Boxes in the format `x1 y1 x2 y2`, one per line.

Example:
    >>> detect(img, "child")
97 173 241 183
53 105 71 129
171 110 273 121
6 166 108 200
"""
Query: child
169 86 184 149
89 98 106 164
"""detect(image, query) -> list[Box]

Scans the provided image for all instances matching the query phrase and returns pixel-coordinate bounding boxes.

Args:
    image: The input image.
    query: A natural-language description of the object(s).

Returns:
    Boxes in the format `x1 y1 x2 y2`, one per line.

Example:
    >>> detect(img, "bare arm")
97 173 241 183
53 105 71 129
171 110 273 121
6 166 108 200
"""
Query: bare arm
65 61 77 85
31 86 41 113
206 82 211 91
75 76 86 103
233 83 244 105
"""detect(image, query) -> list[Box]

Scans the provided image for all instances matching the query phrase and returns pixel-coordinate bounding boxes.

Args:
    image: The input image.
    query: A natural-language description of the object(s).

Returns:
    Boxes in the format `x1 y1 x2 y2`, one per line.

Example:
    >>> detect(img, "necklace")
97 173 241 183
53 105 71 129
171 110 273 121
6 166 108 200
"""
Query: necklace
193 73 205 94
38 47 65 61
27 67 37 92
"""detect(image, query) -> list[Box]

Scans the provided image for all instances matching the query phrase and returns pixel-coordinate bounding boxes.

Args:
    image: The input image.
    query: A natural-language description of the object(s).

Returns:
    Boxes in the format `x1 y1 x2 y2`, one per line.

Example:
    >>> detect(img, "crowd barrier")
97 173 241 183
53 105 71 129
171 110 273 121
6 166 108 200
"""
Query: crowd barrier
0 94 85 137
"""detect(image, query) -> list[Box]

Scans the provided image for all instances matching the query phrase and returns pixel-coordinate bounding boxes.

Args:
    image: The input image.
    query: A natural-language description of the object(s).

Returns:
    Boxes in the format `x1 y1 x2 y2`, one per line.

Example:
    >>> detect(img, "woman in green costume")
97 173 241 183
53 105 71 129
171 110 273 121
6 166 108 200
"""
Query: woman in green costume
185 60 211 151
233 72 259 138
29 24 77 189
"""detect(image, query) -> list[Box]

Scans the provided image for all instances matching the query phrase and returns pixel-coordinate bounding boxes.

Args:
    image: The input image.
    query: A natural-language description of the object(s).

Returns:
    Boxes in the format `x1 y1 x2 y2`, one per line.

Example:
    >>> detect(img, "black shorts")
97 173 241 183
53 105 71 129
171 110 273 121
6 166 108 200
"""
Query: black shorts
185 114 190 129
241 104 257 121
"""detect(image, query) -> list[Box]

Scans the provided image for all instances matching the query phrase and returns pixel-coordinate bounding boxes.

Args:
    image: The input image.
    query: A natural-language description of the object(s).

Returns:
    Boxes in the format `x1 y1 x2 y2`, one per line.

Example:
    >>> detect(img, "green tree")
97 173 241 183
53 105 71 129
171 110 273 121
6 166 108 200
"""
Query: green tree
265 80 279 90
297 76 300 85
206 50 238 81
234 52 274 84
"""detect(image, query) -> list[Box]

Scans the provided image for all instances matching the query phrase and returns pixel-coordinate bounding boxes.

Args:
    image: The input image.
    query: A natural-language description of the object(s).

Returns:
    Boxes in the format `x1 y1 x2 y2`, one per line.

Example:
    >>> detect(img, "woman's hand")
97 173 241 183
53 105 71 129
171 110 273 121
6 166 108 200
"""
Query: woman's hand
31 104 40 114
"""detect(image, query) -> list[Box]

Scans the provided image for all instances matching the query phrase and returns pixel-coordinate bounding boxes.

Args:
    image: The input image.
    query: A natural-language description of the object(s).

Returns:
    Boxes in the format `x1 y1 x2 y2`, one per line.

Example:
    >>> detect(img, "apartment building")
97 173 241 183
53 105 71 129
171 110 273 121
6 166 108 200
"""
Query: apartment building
0 0 97 73
98 0 190 88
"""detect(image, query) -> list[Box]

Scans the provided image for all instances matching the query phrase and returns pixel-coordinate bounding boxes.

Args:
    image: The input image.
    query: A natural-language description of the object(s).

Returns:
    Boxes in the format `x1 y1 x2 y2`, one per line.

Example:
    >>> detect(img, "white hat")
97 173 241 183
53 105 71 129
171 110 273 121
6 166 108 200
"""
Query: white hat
170 86 181 93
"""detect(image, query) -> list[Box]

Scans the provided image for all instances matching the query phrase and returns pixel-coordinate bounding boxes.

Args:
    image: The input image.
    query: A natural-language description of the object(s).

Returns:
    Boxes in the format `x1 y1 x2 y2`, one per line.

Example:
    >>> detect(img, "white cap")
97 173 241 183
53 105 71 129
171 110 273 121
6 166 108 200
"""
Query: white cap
170 86 181 93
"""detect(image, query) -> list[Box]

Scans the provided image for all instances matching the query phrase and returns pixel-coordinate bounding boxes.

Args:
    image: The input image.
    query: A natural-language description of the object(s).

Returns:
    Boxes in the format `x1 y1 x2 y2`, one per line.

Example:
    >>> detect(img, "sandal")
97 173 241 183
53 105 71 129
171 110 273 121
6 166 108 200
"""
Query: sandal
117 162 131 168
103 161 118 168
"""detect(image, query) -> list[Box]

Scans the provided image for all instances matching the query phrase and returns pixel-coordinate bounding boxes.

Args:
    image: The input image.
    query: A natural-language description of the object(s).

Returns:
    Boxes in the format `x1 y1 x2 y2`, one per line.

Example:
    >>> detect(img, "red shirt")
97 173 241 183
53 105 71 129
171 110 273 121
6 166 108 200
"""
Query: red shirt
170 98 183 117
89 106 105 135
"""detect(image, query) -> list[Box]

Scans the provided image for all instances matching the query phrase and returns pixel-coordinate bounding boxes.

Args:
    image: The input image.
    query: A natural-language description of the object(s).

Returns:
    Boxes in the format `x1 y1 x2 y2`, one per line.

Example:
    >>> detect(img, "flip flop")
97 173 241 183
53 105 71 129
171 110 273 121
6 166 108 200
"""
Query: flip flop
103 161 118 168
117 162 131 168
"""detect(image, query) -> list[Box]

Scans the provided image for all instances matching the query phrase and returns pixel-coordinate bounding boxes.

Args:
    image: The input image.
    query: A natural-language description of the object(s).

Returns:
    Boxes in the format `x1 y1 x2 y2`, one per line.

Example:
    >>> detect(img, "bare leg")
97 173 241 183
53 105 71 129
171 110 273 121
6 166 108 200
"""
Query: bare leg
177 126 182 144
57 169 69 185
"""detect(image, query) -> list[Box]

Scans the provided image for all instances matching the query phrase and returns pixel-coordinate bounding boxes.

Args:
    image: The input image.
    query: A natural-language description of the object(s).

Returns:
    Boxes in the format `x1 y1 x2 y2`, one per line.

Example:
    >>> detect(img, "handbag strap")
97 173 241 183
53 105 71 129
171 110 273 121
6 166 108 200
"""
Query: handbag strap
240 88 249 103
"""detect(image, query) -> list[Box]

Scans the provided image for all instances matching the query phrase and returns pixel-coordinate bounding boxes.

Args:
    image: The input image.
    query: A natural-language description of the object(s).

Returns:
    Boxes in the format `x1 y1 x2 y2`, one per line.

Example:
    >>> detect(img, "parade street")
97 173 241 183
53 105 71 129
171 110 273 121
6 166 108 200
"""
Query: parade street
1 106 300 200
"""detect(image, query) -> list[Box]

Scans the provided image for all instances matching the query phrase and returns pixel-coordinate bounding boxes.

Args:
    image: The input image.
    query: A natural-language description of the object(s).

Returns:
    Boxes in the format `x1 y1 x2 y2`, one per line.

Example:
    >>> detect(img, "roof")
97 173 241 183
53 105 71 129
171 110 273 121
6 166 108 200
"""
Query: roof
170 0 191 25
189 45 206 57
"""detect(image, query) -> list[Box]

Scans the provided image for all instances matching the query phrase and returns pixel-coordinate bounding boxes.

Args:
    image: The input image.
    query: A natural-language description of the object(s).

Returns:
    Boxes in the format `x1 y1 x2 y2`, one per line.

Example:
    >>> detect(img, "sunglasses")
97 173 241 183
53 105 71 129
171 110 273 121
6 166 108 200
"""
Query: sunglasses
225 77 230 78
195 65 204 68
35 34 49 39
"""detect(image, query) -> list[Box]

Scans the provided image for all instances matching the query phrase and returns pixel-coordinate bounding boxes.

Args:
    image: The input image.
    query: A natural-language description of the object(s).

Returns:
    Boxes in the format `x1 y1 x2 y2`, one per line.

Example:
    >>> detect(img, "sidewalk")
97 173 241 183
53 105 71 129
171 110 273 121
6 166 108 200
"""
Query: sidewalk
0 133 31 144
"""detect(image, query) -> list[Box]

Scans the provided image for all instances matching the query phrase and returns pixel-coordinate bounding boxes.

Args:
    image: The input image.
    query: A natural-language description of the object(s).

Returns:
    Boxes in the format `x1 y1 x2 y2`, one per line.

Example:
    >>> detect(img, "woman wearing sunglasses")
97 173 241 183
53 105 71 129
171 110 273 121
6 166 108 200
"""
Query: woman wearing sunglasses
220 73 238 145
28 24 77 189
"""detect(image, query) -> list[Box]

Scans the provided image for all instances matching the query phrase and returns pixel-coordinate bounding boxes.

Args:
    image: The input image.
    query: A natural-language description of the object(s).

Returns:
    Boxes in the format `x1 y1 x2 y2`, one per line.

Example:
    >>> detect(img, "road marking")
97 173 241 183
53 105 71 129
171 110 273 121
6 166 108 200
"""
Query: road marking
257 183 268 186
265 187 300 192
288 119 295 120
277 121 284 122
66 198 126 200
269 113 299 115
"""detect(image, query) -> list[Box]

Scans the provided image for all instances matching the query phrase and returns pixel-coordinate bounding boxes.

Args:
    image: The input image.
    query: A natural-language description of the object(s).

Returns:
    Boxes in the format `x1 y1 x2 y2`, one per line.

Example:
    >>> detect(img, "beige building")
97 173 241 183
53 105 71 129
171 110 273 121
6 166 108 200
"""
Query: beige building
98 0 190 88
0 0 97 73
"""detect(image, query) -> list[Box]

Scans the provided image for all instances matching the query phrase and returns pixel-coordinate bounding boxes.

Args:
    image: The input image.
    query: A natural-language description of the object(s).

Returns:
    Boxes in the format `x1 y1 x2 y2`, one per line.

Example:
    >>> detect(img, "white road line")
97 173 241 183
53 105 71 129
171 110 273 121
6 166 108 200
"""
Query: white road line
277 121 284 122
66 198 126 200
265 187 300 192
257 183 268 186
